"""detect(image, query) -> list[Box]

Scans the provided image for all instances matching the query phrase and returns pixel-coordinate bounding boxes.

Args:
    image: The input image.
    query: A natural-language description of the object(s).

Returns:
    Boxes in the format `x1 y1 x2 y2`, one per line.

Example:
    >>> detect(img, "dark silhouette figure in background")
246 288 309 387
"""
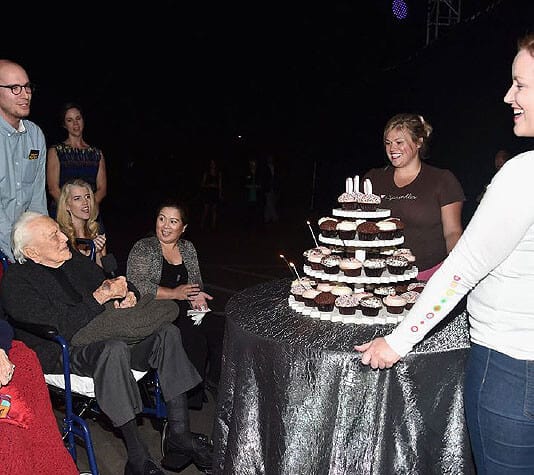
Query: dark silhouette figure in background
200 159 223 231
476 148 511 203
260 154 279 224
244 158 262 228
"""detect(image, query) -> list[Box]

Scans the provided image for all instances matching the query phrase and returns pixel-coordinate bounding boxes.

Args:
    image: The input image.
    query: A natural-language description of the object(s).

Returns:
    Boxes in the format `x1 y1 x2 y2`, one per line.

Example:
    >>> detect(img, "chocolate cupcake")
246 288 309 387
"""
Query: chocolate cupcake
373 285 396 297
376 220 397 240
314 291 336 312
401 291 419 310
321 255 342 274
302 289 321 307
337 192 358 210
386 217 405 238
335 294 359 315
339 257 362 277
359 296 383 316
363 258 386 277
385 256 409 275
356 221 379 241
307 252 324 271
336 220 358 240
318 217 339 238
383 294 407 314
357 193 381 211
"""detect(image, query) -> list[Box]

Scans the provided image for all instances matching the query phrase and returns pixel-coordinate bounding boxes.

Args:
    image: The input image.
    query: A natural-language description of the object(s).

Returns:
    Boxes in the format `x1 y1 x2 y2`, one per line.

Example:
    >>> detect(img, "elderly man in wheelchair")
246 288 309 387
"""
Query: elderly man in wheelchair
0 211 213 475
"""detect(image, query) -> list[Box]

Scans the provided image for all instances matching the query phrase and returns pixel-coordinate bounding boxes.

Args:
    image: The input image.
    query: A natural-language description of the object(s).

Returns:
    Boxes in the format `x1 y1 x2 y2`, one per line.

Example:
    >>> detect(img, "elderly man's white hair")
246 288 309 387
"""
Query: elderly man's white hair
12 211 45 264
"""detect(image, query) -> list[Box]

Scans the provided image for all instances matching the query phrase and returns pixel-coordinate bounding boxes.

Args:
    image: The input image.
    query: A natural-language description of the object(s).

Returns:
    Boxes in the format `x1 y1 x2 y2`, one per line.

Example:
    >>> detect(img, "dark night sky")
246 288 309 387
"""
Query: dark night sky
4 0 534 213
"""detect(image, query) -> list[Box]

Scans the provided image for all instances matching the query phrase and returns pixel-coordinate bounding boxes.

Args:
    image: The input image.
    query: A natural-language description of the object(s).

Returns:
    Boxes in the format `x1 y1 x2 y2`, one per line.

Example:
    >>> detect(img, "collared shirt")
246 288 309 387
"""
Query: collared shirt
0 114 48 261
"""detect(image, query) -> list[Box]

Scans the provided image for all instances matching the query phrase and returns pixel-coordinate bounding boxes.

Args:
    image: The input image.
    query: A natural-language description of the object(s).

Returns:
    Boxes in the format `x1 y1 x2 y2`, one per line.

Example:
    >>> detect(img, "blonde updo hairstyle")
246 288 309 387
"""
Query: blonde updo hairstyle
383 113 433 159
56 178 100 247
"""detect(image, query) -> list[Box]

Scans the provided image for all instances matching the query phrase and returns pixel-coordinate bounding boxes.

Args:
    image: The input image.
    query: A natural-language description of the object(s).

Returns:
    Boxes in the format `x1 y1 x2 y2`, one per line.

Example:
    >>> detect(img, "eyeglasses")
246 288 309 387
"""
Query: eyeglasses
0 83 35 95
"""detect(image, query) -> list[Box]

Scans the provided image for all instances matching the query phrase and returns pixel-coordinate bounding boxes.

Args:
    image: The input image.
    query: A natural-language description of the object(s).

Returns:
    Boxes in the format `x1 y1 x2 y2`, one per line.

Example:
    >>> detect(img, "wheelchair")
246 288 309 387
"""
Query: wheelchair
1 246 170 475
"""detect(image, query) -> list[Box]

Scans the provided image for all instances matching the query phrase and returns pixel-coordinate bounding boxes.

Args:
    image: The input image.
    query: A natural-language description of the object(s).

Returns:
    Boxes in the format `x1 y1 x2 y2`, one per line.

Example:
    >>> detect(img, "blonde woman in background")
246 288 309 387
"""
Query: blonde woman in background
56 178 106 267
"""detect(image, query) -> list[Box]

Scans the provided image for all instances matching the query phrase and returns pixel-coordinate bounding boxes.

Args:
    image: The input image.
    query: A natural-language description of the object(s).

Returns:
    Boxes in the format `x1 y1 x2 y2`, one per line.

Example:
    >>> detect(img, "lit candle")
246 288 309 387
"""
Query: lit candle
306 220 320 248
279 254 297 278
290 262 302 281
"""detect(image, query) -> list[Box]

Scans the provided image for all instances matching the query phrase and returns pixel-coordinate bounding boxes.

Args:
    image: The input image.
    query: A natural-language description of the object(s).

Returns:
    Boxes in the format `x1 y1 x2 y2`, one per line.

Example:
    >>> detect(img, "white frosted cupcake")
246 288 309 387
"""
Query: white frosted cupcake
321 255 342 274
336 220 358 240
331 284 353 297
302 289 321 307
383 294 407 314
376 220 396 240
339 257 362 277
359 296 383 316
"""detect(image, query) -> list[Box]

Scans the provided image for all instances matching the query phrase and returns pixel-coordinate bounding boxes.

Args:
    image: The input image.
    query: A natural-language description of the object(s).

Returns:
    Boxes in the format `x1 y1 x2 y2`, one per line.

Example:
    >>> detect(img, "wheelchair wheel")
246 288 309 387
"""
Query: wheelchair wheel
160 420 169 457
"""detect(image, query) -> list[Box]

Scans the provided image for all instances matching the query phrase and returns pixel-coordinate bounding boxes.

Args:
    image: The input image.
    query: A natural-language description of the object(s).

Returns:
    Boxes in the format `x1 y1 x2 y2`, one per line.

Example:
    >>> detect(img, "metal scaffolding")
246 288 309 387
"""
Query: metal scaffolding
426 0 462 45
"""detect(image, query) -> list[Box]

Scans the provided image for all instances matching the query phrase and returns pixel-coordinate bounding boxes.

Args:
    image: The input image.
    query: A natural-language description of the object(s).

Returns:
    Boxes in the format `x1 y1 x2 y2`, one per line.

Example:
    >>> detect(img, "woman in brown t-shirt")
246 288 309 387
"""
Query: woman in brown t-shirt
364 113 465 279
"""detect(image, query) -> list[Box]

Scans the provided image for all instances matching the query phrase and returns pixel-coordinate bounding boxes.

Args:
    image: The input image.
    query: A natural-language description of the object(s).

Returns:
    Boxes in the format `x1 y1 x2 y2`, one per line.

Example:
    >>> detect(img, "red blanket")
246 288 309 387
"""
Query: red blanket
0 340 79 474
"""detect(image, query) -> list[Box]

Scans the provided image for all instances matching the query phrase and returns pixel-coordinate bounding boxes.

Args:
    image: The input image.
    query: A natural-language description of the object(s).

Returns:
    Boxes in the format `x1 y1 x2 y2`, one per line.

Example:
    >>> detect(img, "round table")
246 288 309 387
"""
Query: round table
212 278 475 474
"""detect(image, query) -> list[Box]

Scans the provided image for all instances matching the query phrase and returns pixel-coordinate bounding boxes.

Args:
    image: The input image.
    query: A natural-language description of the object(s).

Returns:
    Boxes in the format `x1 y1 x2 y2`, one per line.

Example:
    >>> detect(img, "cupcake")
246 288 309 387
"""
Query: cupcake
290 282 307 302
314 291 336 312
359 296 383 317
336 220 358 240
357 193 381 211
331 284 353 297
302 289 321 307
383 294 407 314
317 282 335 293
335 294 359 315
318 217 339 238
379 247 396 258
307 252 324 271
365 248 382 259
385 256 409 275
339 257 363 277
356 221 379 241
354 291 374 310
337 192 358 210
408 281 426 293
363 258 386 277
401 291 419 310
376 220 397 240
292 277 317 290
373 285 396 297
321 255 342 274
393 248 416 270
386 217 405 238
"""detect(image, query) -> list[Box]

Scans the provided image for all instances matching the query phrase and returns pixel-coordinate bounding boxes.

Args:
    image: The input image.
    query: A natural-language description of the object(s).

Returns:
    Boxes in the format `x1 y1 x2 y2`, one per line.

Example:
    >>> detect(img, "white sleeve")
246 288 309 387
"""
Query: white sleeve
386 154 534 356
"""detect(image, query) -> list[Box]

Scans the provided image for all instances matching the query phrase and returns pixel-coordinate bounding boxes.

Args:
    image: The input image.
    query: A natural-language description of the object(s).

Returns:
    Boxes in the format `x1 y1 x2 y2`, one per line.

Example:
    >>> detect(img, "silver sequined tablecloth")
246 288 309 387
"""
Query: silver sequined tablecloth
212 278 475 475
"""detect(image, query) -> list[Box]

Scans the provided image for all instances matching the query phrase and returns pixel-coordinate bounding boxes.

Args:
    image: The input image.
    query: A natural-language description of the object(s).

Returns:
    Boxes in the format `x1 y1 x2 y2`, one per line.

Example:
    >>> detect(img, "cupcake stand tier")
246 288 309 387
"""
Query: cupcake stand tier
319 235 405 247
332 208 391 219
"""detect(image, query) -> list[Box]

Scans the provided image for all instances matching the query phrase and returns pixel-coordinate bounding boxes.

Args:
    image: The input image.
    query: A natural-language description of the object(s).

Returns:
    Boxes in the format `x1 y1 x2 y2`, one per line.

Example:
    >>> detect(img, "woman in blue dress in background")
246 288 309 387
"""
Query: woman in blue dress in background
46 102 107 222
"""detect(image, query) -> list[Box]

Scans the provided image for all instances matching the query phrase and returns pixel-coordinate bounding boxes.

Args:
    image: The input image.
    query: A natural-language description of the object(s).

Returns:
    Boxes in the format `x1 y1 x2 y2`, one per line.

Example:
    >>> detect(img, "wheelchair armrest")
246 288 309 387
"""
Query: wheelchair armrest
8 317 59 340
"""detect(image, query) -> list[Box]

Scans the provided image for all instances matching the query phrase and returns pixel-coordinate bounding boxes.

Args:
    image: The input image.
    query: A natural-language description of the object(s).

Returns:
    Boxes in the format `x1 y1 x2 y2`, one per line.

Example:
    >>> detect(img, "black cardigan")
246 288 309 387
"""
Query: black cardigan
1 250 112 372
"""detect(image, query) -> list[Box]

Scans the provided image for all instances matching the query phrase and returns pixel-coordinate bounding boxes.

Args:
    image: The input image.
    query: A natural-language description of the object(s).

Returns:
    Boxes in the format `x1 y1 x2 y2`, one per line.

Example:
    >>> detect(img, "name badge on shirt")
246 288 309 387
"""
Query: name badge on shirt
28 150 39 160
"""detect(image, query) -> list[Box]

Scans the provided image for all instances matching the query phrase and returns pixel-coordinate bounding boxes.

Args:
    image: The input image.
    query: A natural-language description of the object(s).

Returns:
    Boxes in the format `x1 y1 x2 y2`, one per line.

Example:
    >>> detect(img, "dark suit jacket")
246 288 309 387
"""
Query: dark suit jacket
0 250 108 372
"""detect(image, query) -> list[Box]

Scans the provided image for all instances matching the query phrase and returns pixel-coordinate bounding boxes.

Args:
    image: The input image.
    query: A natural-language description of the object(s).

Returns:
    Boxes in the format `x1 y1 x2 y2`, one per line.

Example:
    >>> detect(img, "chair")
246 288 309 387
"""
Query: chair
2 249 168 474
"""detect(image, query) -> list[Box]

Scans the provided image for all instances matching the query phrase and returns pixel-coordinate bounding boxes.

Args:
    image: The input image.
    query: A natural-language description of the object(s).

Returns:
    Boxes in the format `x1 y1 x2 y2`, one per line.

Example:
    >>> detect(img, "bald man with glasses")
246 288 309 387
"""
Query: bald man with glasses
0 59 48 263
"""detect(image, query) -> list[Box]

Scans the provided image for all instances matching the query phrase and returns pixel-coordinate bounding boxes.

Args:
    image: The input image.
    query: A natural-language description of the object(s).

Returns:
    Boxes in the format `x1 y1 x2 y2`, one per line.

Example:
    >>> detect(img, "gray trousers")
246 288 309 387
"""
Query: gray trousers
69 323 201 427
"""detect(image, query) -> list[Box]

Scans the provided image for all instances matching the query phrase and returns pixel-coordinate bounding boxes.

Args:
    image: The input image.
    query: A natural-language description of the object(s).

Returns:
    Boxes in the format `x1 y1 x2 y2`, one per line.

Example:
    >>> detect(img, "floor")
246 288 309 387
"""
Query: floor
53 199 312 474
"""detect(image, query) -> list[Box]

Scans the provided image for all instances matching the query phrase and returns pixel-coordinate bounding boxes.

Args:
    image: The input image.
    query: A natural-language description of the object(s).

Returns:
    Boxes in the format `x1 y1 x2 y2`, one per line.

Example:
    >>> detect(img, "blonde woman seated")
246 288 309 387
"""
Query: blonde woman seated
56 178 107 267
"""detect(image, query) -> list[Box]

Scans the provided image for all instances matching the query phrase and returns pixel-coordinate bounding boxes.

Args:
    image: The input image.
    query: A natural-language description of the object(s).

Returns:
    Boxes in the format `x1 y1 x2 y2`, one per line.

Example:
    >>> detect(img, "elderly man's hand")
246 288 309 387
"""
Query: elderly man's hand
93 276 128 304
114 291 137 309
0 349 15 388
354 337 401 370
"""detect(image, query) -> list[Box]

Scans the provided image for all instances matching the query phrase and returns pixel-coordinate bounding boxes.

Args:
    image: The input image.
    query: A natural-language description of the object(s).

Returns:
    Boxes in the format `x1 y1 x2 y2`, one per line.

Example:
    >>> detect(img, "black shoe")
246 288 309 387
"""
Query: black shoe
161 432 213 472
124 458 165 475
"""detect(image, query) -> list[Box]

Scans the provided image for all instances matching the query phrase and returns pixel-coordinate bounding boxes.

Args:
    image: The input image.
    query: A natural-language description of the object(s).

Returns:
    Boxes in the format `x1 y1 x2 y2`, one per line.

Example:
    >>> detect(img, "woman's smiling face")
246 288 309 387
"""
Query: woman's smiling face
156 207 187 244
504 48 534 137
384 126 421 169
